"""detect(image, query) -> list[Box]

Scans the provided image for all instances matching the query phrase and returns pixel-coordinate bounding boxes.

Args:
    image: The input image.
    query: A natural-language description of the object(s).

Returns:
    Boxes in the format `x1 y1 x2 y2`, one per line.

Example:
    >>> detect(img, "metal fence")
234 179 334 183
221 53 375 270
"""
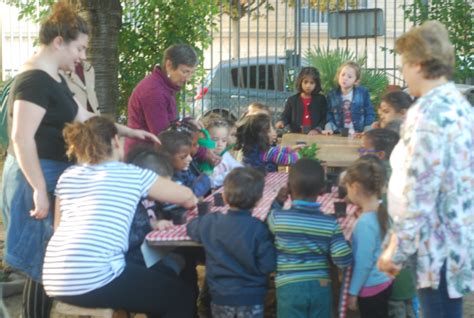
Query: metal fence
1 1 414 118
189 0 413 120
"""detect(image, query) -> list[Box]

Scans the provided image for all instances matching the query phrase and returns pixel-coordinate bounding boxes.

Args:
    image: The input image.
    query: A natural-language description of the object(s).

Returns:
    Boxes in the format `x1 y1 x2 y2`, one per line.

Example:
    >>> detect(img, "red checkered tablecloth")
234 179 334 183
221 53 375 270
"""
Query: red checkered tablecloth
146 172 358 243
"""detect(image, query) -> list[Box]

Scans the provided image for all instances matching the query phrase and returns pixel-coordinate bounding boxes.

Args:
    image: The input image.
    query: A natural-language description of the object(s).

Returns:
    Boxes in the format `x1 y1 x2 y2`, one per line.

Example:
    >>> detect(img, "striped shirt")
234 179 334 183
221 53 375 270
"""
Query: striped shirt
43 161 157 296
268 200 352 288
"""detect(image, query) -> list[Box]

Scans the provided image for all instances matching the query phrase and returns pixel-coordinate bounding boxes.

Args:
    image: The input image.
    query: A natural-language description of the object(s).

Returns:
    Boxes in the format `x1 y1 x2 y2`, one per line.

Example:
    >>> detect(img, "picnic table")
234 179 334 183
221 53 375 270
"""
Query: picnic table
146 172 358 244
146 172 359 318
281 133 360 168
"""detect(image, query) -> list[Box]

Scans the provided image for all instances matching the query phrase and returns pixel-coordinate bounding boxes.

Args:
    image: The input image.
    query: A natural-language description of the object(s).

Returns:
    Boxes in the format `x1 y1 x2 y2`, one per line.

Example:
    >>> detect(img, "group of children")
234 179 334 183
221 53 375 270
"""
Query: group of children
119 60 416 318
275 60 412 139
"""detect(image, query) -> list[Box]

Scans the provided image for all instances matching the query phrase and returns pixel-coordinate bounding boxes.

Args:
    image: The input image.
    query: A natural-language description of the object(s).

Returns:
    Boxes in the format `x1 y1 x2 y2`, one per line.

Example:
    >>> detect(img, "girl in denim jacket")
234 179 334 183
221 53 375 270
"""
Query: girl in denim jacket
324 61 376 135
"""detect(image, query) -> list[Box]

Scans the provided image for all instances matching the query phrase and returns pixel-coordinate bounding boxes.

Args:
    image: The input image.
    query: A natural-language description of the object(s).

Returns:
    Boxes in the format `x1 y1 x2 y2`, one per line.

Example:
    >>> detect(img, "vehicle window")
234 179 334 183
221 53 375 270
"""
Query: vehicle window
231 64 284 91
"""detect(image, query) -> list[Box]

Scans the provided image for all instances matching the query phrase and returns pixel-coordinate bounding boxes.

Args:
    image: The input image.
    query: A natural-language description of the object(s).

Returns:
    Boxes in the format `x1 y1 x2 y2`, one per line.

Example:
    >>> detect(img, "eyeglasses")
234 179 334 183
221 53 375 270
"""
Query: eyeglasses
357 148 380 156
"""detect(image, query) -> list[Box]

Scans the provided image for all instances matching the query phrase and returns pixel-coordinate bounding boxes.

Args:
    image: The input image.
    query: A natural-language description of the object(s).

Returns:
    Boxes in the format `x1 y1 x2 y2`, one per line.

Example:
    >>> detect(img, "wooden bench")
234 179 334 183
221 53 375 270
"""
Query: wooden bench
50 301 141 318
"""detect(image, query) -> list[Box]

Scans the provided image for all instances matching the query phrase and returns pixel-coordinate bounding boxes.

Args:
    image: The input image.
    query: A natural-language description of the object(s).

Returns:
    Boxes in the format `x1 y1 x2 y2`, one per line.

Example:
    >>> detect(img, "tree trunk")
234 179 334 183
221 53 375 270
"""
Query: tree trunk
68 0 122 117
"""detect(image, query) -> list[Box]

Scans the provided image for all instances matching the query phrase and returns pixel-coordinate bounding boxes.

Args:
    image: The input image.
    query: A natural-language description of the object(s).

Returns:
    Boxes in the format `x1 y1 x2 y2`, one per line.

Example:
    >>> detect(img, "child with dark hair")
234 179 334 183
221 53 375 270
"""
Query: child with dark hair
276 66 327 134
343 158 393 316
359 128 400 161
125 145 175 266
373 91 413 132
187 167 276 318
235 113 300 172
268 158 353 317
159 129 211 198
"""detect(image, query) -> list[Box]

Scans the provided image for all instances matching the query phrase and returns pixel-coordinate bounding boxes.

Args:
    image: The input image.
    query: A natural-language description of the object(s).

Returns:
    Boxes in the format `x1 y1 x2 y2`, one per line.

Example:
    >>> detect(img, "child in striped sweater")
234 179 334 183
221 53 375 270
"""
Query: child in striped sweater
235 113 301 172
268 158 353 318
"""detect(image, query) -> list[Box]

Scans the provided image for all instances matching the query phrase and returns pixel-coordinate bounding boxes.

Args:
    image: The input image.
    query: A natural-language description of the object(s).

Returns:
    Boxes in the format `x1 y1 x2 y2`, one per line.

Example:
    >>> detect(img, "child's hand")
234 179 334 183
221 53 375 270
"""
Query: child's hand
321 129 333 135
371 121 381 129
308 129 320 136
348 295 358 311
152 219 174 231
290 144 306 151
275 121 285 129
275 186 289 205
205 149 222 167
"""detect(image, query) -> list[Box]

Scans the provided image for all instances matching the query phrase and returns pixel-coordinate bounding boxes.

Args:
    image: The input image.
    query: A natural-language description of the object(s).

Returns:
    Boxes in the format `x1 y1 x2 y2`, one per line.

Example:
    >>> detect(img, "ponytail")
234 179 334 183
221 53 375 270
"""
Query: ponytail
377 203 389 239
344 155 389 238
63 117 117 164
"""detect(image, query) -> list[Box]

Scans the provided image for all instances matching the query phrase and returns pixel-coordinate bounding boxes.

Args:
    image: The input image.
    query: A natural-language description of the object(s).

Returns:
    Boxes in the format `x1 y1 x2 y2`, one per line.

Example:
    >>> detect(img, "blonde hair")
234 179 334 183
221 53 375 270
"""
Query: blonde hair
396 20 454 79
335 61 361 85
63 116 118 164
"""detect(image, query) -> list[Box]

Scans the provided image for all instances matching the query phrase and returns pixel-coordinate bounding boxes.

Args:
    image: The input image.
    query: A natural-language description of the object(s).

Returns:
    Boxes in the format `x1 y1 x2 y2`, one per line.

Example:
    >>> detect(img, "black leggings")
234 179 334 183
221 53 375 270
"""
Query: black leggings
358 284 393 318
56 263 195 318
22 277 53 318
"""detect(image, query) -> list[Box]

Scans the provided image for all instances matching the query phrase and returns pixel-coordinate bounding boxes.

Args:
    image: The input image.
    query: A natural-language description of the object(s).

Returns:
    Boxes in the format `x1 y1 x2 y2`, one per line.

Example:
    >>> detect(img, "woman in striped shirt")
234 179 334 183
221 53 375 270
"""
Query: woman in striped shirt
43 117 197 318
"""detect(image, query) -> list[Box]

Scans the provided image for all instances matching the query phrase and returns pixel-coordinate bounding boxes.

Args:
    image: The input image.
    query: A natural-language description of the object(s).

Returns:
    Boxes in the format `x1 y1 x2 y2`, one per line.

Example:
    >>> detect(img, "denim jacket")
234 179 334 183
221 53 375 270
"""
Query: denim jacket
325 86 375 132
173 161 211 198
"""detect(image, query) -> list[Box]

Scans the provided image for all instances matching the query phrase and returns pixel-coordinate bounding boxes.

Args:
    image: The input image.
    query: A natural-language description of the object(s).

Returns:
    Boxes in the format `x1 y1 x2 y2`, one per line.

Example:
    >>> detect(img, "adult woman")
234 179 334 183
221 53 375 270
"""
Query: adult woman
378 21 473 318
1 3 157 317
43 116 197 317
125 44 198 153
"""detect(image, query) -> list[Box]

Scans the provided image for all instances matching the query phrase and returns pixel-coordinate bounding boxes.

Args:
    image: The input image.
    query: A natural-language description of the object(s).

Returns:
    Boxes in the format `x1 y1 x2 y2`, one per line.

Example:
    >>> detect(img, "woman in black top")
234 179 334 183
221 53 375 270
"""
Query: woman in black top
2 3 158 318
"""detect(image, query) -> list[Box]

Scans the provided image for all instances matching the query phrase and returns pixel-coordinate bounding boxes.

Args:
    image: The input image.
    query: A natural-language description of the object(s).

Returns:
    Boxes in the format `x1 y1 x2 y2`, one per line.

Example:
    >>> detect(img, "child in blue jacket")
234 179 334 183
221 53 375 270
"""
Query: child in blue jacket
158 129 211 198
187 167 276 317
324 61 376 135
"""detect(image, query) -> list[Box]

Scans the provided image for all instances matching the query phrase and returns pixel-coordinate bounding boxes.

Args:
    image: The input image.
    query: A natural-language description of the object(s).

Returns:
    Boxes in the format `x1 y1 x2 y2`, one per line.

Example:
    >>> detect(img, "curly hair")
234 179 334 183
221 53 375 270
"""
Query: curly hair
158 130 192 156
63 116 117 164
343 157 390 238
234 113 272 153
295 67 322 94
39 1 89 45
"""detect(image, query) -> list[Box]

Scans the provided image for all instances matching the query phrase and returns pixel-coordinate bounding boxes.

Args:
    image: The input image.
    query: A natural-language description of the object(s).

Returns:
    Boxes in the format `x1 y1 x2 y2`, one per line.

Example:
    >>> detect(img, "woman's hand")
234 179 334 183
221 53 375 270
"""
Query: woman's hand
152 219 174 231
378 233 402 278
348 295 358 311
275 121 285 129
321 129 333 135
130 129 161 144
30 189 49 219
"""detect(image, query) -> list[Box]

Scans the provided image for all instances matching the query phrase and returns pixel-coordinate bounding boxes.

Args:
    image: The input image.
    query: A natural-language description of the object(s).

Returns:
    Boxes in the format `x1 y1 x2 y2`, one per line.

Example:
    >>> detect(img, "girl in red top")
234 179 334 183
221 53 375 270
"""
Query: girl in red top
276 67 327 134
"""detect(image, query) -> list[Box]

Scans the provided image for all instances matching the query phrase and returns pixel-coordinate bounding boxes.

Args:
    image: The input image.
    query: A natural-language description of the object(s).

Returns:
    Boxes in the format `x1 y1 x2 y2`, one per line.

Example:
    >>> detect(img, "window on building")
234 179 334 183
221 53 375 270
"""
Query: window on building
301 0 369 25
